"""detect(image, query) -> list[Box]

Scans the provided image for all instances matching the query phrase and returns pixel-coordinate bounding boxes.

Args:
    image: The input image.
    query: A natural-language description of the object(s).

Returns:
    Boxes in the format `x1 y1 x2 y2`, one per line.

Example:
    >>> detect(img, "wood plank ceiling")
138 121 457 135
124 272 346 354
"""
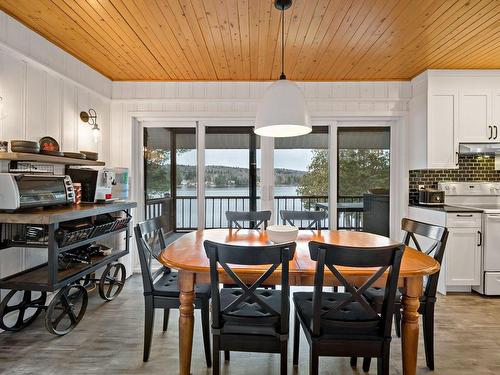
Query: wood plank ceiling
1 0 499 81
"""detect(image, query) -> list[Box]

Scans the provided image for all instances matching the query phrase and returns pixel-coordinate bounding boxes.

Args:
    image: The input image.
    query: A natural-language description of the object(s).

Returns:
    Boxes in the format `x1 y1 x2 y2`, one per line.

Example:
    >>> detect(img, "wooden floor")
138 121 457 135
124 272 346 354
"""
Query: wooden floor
1 276 499 375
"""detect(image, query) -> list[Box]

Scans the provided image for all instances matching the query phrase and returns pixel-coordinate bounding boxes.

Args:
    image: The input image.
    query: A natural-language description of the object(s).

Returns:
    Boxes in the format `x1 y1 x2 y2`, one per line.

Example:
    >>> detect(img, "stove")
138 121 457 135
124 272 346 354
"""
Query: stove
438 182 500 295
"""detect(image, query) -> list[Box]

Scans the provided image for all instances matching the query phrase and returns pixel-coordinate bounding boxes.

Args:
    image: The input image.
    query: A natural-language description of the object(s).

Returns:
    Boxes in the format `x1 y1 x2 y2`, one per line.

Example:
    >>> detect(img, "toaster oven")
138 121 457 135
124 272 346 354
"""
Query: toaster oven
418 188 445 206
0 173 75 211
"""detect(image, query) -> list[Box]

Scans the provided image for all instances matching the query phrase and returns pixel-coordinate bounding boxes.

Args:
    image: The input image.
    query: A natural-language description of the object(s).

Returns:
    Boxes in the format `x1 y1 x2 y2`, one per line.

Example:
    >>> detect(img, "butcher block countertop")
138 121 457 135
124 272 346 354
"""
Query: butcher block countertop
0 201 137 224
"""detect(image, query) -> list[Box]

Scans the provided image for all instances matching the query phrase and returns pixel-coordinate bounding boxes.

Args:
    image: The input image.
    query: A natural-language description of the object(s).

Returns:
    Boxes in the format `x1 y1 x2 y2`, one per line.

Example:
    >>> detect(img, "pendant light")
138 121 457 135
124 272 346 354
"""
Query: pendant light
255 0 311 138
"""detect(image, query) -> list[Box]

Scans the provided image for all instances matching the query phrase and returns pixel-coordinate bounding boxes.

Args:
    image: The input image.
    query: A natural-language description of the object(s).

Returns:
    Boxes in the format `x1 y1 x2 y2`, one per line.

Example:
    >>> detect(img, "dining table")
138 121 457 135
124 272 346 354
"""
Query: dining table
159 228 440 375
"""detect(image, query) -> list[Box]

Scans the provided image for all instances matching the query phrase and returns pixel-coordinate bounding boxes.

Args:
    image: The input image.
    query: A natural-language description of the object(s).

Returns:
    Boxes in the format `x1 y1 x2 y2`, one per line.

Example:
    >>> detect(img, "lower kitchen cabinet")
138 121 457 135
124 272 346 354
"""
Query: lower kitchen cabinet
408 207 482 294
445 227 481 286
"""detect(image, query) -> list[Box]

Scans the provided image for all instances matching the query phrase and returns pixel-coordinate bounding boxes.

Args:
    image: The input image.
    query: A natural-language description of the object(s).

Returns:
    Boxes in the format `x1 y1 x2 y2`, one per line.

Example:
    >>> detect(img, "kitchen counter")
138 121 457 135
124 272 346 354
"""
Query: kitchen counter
408 204 483 213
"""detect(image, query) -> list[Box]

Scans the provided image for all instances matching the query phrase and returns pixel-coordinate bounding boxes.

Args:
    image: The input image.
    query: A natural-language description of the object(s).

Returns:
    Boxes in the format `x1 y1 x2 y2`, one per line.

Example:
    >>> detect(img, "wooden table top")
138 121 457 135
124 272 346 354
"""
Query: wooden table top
160 229 440 277
0 201 137 224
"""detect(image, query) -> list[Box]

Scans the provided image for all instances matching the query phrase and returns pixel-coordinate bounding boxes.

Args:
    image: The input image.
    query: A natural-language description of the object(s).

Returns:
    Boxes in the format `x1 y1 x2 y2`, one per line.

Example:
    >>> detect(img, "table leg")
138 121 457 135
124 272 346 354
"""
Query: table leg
401 276 423 375
178 271 195 375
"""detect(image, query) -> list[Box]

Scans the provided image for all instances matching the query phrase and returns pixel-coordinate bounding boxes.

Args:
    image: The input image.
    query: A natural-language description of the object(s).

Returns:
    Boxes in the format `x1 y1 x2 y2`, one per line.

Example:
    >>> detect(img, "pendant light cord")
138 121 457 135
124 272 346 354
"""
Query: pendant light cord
280 5 286 80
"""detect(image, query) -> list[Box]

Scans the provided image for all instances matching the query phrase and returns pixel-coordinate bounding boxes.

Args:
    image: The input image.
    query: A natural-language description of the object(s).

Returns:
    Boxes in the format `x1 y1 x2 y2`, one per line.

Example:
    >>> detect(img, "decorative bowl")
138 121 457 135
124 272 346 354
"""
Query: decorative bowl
266 225 298 244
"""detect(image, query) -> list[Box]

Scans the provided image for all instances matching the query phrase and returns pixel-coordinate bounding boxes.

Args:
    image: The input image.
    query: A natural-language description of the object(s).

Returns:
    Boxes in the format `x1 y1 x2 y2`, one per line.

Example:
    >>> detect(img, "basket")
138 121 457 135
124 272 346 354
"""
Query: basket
111 213 132 231
56 226 94 247
90 221 116 238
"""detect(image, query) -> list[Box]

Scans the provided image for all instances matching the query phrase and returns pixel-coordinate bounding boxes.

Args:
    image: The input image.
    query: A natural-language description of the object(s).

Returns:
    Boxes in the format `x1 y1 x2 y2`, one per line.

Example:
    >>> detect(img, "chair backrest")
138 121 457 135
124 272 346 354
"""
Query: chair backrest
204 240 296 335
308 241 405 338
134 216 170 295
280 210 327 229
401 218 448 299
226 210 271 229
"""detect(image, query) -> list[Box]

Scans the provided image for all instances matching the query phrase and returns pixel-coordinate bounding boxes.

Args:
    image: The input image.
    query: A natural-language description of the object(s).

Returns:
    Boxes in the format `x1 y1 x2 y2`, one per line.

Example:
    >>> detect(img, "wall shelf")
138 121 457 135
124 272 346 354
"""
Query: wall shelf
0 152 105 166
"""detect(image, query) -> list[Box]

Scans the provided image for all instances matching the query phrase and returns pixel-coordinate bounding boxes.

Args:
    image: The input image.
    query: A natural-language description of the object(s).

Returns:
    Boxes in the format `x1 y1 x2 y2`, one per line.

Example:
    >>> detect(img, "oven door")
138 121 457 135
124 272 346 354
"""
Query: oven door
484 214 500 271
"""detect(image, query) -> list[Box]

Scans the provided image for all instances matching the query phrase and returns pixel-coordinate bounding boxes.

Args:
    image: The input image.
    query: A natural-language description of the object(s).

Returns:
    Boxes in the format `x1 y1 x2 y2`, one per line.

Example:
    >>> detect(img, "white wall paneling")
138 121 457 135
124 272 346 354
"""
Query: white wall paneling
0 13 112 304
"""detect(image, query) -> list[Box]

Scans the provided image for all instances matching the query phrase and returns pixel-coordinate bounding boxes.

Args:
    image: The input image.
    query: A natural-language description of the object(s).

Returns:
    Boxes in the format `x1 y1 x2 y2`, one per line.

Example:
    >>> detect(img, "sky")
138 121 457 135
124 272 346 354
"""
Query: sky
176 149 315 171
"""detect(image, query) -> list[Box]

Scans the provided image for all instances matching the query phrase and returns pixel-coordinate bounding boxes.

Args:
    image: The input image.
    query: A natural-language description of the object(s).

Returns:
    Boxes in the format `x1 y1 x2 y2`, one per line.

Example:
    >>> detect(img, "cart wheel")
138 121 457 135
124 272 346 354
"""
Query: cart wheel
45 284 87 335
0 290 46 332
98 262 126 301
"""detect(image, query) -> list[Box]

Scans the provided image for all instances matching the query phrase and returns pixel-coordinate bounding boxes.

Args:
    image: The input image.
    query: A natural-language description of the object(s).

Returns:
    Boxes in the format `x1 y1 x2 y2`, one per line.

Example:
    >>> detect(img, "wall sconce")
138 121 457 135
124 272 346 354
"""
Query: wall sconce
80 108 100 143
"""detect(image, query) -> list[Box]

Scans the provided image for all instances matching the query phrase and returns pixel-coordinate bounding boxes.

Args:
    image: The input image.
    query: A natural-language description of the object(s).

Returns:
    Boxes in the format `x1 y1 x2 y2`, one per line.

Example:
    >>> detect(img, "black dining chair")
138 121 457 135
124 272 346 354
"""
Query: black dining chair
226 210 271 230
280 210 327 229
134 216 212 366
204 239 296 375
354 218 448 372
292 240 405 375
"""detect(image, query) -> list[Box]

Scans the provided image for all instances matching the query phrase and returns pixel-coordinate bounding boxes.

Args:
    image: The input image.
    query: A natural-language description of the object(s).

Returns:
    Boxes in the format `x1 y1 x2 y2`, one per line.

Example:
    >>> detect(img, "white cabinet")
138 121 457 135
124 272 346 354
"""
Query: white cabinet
445 227 481 286
408 207 482 294
459 90 492 142
492 90 500 132
409 72 500 170
427 90 459 169
458 89 500 143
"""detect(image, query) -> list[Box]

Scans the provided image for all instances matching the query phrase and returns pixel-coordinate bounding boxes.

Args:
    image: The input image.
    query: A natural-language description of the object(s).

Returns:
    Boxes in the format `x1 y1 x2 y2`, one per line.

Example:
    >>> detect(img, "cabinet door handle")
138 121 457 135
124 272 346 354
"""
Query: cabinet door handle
489 125 493 140
495 125 498 140
478 231 482 247
456 214 473 217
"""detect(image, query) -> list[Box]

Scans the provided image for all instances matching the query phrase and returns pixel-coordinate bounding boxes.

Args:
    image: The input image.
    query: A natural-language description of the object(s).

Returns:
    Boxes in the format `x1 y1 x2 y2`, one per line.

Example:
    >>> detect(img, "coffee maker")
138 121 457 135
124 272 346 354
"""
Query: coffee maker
66 167 115 203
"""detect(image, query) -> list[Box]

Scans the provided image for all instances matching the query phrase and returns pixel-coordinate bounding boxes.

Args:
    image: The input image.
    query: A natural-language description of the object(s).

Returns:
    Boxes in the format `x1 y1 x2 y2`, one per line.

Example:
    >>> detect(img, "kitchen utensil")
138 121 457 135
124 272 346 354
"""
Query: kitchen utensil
11 140 39 148
80 151 98 161
39 136 60 152
40 150 64 157
11 146 40 154
63 152 86 159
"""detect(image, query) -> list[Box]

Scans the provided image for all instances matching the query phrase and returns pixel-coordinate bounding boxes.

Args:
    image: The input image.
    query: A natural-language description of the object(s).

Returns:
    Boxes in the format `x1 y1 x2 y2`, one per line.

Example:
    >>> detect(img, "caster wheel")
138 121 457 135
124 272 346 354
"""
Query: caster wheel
99 262 126 301
45 284 87 335
0 290 46 332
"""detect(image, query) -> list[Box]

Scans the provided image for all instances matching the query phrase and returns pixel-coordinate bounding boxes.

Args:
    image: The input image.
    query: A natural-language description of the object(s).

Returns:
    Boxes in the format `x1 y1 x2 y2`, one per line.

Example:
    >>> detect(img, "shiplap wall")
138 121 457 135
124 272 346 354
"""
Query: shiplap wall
0 12 112 301
110 80 412 168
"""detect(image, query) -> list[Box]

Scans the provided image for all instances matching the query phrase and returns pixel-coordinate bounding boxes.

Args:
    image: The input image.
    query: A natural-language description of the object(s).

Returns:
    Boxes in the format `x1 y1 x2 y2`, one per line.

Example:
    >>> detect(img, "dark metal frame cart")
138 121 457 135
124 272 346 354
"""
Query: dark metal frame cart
0 202 136 335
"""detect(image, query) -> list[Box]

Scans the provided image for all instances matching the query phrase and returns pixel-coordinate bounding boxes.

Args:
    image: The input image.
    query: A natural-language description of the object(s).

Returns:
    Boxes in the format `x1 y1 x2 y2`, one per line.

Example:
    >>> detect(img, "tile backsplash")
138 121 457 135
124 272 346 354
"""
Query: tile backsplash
409 155 500 204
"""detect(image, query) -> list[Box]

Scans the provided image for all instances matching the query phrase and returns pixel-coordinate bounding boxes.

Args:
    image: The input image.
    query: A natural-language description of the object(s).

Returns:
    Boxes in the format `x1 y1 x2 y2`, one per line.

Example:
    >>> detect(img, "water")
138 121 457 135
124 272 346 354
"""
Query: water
176 185 299 197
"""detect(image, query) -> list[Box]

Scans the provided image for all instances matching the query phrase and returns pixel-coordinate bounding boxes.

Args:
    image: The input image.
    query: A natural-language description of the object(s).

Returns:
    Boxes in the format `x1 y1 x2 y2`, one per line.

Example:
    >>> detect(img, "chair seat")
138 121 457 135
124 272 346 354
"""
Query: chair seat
364 287 403 306
153 271 210 298
293 292 380 337
218 288 283 336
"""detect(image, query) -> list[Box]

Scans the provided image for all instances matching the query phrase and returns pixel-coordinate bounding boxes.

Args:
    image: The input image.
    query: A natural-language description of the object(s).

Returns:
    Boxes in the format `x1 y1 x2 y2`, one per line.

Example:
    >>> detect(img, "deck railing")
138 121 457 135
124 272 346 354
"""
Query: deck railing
145 195 364 231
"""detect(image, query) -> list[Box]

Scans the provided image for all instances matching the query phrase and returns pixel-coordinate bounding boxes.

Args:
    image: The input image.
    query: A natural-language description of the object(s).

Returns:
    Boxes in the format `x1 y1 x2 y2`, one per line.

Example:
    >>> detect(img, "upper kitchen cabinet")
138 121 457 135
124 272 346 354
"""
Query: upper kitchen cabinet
492 91 500 134
409 71 500 170
458 90 496 142
408 74 459 170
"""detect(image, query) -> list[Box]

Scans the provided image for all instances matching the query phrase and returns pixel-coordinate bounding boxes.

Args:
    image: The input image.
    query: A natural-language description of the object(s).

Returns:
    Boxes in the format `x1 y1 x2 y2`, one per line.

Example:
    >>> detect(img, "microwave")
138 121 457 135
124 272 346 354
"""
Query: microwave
0 173 75 211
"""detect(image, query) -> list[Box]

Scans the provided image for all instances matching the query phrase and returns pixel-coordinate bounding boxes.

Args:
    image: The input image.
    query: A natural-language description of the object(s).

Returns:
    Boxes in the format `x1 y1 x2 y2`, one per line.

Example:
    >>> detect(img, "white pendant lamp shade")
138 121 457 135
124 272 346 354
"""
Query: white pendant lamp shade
255 79 311 138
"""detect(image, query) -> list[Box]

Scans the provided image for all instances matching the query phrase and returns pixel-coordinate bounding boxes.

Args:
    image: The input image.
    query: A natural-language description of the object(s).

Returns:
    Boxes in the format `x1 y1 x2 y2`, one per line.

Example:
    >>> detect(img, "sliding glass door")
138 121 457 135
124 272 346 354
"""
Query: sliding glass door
337 127 390 235
204 127 260 228
274 126 329 227
144 127 197 232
